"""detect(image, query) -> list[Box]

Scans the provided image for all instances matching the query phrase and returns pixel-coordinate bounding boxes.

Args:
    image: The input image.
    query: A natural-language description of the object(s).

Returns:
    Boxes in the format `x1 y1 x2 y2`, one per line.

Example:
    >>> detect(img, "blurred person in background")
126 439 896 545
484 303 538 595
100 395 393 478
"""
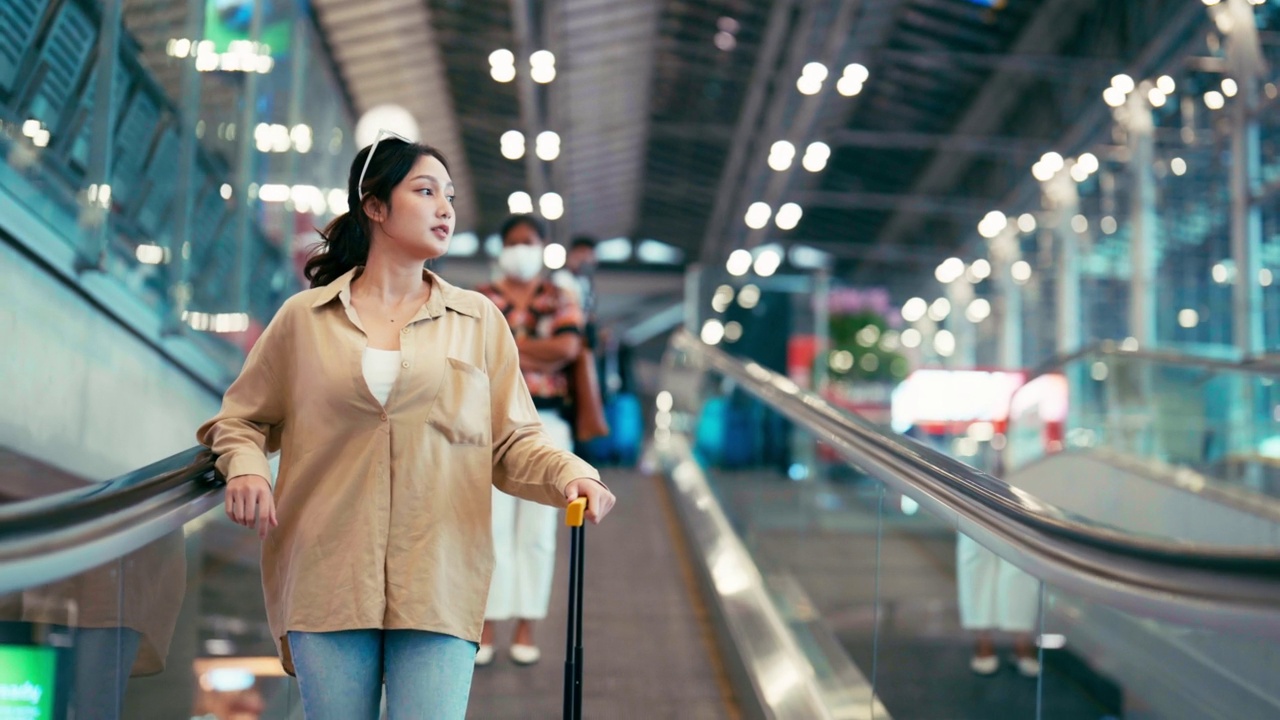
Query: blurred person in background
475 214 589 667
199 136 614 719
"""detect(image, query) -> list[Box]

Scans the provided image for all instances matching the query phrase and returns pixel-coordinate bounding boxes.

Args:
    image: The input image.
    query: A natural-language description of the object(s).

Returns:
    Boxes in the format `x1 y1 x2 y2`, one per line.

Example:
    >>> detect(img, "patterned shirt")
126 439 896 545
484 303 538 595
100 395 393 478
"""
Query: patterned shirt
476 279 584 402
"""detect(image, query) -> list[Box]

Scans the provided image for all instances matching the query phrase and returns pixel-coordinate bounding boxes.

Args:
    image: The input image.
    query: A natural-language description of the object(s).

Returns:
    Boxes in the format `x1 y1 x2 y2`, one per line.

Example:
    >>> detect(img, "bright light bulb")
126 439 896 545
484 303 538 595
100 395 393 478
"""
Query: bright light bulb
843 63 869 83
1017 213 1037 233
701 320 726 346
726 249 753 277
797 75 822 95
1040 152 1064 173
1205 90 1225 110
901 328 922 349
1171 157 1187 176
531 65 556 83
1148 88 1167 107
836 76 864 97
966 298 991 323
1157 75 1176 94
500 130 525 160
544 243 566 270
753 250 782 277
1111 74 1135 94
491 65 516 83
1012 260 1032 284
928 298 951 322
802 62 829 82
744 202 772 229
775 203 803 230
530 50 555 67
1222 78 1238 98
1178 308 1199 328
539 192 564 220
934 330 956 358
1103 87 1127 107
489 49 515 67
508 191 533 214
970 259 991 281
902 297 927 323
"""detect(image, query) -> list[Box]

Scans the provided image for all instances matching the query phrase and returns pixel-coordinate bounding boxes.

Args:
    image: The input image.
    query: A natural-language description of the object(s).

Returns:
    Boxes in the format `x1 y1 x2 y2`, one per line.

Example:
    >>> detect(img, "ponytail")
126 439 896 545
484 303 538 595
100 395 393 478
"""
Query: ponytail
305 211 368 288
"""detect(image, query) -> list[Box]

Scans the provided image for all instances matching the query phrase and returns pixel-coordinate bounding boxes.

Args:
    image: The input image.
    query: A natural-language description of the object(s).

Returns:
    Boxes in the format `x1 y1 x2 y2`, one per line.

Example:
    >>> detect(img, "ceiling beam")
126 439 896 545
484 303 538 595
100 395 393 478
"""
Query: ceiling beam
827 128 1047 157
800 190 998 214
697 0 800 265
863 0 1098 267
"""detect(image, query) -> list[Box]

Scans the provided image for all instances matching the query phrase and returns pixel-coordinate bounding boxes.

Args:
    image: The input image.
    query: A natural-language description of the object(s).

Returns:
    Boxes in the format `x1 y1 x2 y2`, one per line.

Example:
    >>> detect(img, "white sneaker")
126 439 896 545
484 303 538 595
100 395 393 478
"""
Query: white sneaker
969 655 999 676
510 644 541 666
1016 655 1041 678
474 644 495 666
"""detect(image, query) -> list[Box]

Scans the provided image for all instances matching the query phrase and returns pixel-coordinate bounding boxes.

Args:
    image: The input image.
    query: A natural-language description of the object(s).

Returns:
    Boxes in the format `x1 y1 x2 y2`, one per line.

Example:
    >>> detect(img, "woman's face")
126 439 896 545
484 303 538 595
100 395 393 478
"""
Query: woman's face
368 154 456 261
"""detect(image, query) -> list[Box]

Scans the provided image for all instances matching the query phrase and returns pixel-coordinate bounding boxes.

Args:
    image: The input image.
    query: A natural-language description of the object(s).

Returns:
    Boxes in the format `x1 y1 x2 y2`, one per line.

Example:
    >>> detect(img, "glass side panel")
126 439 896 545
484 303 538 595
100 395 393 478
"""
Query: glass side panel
665 338 1280 719
1005 351 1280 549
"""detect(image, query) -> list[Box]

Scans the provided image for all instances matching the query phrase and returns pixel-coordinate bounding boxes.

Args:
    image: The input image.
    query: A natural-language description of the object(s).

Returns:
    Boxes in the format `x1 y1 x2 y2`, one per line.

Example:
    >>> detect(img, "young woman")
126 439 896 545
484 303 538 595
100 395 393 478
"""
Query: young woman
197 133 616 719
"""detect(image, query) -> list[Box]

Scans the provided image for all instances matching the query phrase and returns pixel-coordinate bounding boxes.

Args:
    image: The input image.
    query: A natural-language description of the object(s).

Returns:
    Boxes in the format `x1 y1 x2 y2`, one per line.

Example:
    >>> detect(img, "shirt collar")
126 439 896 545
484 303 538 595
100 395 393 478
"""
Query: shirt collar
309 267 482 319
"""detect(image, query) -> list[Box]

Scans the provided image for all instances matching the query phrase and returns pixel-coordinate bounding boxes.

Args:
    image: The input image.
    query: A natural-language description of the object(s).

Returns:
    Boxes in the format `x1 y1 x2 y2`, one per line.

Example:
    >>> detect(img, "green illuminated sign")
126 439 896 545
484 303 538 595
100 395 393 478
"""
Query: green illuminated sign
0 646 55 719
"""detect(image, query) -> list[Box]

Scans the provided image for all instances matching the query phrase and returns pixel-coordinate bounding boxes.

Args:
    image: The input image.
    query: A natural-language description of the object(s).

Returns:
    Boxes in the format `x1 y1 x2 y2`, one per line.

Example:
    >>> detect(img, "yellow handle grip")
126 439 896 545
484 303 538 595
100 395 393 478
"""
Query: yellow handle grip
566 497 587 527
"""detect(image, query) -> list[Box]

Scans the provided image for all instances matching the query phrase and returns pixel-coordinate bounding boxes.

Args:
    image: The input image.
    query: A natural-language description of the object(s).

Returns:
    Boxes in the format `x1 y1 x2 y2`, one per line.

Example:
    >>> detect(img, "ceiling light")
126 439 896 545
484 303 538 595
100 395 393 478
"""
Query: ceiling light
1103 87 1127 107
1017 213 1037 233
1110 74 1135 94
902 297 927 323
726 249 753 276
801 62 829 82
775 203 803 230
1222 78 1239 98
745 202 772 229
843 63 869 83
753 249 782 277
1157 75 1176 94
508 191 533 214
1205 90 1225 110
539 192 564 220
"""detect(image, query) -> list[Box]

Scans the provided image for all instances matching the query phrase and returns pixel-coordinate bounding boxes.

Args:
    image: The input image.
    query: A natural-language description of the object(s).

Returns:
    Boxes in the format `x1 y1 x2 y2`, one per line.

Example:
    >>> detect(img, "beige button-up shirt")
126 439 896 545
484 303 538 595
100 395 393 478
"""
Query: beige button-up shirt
197 267 599 673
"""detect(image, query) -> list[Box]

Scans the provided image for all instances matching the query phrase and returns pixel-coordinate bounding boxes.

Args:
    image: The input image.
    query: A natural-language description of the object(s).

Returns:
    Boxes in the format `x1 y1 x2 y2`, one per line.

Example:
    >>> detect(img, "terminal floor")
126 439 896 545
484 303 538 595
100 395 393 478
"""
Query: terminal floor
467 469 737 719
711 469 1121 720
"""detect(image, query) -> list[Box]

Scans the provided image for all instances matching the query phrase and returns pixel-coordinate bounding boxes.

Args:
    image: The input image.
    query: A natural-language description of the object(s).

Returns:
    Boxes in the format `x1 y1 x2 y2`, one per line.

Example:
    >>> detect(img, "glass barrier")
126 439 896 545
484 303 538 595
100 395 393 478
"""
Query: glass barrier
0 482 297 717
659 338 1280 720
1 0 354 373
1006 348 1280 522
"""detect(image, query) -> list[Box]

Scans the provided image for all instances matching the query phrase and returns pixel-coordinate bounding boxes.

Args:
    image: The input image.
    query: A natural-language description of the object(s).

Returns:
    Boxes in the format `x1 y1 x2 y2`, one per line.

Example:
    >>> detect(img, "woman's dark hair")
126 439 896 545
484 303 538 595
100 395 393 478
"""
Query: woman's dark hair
499 214 548 244
305 138 451 288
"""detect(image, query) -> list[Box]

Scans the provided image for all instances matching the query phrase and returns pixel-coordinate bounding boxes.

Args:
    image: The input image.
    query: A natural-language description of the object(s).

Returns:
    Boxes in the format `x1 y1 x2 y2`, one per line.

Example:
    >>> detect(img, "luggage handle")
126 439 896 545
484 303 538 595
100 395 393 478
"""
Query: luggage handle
564 497 587 719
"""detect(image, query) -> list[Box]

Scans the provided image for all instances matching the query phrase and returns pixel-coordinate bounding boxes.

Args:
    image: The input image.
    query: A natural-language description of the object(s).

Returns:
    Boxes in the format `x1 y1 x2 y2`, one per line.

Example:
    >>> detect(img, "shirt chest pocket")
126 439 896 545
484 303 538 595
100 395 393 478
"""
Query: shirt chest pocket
427 357 492 446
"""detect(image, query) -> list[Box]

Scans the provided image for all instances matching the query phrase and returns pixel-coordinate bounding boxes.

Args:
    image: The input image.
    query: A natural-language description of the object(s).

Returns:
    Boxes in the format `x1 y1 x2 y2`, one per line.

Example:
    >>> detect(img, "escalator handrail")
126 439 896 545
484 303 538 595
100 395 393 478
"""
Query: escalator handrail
1025 340 1280 382
675 331 1280 575
0 447 224 595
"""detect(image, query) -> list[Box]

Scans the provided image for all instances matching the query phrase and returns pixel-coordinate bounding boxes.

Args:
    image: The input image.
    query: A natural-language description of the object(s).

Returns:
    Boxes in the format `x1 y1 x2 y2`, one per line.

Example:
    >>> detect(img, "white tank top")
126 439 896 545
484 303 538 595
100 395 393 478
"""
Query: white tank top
362 348 402 406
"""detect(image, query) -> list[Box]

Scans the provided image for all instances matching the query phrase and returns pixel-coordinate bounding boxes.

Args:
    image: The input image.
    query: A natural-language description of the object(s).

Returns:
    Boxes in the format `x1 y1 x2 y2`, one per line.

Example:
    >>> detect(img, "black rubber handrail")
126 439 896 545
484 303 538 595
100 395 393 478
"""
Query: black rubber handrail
0 447 222 539
675 331 1280 577
1025 341 1280 382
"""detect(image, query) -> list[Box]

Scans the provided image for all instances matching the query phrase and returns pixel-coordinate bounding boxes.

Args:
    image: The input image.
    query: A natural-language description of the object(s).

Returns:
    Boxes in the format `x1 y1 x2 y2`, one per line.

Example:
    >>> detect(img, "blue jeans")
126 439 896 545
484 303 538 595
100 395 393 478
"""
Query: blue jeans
288 629 477 719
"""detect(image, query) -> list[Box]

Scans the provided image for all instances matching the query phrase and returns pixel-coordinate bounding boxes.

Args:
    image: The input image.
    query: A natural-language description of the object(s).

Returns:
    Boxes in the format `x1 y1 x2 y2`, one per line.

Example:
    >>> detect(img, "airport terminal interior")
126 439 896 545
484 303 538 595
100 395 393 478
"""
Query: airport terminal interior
3 0 1280 717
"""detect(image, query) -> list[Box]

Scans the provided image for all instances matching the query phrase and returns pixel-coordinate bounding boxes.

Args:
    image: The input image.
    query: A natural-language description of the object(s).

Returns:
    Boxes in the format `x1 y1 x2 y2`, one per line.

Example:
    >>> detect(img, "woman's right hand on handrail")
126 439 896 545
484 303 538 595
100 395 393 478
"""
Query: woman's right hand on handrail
225 474 278 539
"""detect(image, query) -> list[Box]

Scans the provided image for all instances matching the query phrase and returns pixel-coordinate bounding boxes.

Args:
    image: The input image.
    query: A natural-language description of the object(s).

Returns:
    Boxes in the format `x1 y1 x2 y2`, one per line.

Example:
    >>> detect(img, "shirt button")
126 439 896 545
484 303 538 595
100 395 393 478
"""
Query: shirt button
401 327 410 335
401 361 409 369
380 413 388 422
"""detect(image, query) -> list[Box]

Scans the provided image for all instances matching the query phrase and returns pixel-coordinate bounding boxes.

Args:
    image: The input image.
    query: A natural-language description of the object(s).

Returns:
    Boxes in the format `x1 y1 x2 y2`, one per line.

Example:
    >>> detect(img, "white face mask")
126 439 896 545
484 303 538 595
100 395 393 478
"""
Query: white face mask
498 244 544 281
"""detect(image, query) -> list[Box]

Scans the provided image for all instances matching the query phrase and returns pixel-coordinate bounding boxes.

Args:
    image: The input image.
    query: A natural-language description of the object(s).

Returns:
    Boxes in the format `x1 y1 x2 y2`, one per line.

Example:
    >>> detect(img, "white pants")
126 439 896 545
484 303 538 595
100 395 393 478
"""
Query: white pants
485 410 573 621
956 533 1041 633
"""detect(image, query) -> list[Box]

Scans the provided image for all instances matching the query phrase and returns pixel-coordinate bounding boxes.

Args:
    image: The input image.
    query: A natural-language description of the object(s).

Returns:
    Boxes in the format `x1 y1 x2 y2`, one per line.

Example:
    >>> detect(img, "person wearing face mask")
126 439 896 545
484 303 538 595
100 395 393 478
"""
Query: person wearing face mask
474 214 587 667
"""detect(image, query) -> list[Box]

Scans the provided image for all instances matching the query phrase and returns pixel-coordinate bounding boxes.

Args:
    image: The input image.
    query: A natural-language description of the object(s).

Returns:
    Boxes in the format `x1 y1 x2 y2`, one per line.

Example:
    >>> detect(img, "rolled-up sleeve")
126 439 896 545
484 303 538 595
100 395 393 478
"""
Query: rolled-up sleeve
197 314 288 483
485 303 600 506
